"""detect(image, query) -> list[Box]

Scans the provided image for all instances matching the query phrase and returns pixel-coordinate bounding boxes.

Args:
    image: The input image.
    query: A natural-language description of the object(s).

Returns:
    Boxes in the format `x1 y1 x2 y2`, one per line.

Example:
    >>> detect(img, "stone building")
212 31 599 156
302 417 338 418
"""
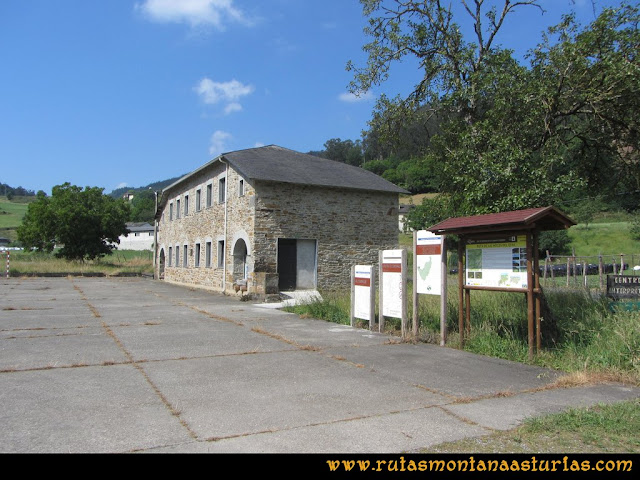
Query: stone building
155 145 407 296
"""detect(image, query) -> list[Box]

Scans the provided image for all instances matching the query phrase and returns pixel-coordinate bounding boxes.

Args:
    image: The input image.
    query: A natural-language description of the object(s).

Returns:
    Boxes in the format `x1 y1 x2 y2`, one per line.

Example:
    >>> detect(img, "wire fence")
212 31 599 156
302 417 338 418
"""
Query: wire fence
541 251 640 292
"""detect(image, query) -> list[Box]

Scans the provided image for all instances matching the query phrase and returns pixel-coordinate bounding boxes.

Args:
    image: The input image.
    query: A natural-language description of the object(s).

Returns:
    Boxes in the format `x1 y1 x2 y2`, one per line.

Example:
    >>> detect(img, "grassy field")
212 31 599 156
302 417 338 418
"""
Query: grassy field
8 249 154 276
0 196 32 242
568 222 640 258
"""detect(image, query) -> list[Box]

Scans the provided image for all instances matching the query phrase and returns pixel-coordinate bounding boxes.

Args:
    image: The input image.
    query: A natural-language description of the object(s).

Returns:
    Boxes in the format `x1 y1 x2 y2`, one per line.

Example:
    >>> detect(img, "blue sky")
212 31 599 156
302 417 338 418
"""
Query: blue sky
0 0 624 194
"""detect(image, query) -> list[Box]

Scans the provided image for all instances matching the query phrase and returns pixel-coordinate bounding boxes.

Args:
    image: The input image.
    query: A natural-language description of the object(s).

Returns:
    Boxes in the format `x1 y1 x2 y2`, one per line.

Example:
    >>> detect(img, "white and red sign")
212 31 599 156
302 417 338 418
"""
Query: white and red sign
353 265 373 321
381 249 403 318
416 230 443 295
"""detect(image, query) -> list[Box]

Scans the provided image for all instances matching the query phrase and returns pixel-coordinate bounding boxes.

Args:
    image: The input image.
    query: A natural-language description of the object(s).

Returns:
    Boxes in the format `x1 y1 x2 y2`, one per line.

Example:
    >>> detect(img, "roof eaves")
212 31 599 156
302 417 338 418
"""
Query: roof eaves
162 156 222 194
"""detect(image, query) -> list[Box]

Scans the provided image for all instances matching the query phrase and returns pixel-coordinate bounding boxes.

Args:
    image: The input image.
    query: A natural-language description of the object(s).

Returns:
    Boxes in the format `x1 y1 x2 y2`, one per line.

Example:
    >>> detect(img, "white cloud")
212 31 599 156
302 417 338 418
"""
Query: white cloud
209 130 232 156
339 91 374 103
224 102 243 114
135 0 251 29
195 78 254 115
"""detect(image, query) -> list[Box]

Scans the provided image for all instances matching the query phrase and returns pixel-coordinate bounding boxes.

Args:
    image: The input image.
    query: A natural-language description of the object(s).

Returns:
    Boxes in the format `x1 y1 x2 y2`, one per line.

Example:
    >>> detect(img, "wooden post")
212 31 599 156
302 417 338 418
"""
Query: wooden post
401 248 408 339
534 231 541 352
582 256 587 288
378 251 384 333
458 239 465 348
599 253 604 291
369 269 376 331
549 251 555 286
412 231 418 338
621 254 625 273
566 255 570 287
350 265 355 327
465 288 471 336
440 236 448 347
527 232 535 360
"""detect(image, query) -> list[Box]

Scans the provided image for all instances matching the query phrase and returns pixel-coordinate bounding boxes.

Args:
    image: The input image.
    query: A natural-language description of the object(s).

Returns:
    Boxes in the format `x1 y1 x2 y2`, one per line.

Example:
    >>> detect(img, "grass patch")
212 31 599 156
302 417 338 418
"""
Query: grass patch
427 398 640 453
283 291 352 326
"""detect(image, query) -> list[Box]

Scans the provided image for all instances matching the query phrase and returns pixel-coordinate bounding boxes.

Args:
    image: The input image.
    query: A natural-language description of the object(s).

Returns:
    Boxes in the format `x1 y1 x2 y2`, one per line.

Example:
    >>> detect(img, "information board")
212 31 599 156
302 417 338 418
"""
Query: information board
465 235 528 289
381 249 403 318
353 265 373 321
415 230 442 295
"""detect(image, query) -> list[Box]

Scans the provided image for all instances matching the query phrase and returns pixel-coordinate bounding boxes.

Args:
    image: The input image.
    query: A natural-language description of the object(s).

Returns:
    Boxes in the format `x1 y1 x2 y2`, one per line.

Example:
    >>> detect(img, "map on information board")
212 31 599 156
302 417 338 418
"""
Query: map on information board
466 235 528 289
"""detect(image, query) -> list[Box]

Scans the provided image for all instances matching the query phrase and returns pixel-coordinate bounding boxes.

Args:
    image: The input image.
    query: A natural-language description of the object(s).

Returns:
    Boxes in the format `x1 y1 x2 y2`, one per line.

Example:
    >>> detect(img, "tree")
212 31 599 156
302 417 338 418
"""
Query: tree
18 183 130 261
129 189 156 223
320 138 365 166
349 1 640 217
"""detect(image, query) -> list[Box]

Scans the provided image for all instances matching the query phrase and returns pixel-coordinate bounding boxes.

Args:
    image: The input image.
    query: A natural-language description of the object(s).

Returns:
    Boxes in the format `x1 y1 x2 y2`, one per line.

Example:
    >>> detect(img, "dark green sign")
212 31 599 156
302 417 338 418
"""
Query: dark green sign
606 275 640 300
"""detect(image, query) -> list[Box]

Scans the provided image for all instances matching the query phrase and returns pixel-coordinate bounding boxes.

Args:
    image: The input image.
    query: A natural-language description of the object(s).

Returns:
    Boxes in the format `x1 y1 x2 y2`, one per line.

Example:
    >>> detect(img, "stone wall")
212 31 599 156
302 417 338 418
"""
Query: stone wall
253 181 399 291
156 161 255 293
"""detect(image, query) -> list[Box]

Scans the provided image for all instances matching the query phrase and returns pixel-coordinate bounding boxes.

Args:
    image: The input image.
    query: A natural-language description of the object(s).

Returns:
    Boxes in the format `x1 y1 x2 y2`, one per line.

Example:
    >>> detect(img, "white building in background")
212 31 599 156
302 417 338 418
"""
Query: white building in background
117 222 154 251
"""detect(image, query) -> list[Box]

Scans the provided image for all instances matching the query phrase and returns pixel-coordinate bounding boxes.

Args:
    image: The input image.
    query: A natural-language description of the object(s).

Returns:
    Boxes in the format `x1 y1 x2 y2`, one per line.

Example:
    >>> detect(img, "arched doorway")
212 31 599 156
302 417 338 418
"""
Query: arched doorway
158 248 165 279
233 239 248 281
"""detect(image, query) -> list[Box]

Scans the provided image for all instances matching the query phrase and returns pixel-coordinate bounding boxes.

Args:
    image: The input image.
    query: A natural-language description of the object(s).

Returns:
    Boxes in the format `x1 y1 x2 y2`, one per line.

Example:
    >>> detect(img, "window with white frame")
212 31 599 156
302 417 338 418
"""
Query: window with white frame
206 184 212 207
195 243 201 267
238 179 245 197
184 195 189 216
183 245 188 268
176 199 181 219
175 245 180 266
196 189 201 212
169 203 173 221
168 247 172 266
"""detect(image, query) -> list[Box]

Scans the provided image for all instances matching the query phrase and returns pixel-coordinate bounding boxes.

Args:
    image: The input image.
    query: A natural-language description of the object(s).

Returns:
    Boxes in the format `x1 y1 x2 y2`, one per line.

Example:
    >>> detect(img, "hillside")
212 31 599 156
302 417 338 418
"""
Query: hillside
0 196 35 242
108 175 185 199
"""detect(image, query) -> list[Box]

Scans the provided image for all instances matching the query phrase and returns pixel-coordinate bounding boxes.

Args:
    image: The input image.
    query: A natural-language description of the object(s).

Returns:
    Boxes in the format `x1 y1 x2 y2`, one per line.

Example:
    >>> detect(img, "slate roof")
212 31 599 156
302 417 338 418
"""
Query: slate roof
163 145 408 195
125 222 154 233
428 206 576 235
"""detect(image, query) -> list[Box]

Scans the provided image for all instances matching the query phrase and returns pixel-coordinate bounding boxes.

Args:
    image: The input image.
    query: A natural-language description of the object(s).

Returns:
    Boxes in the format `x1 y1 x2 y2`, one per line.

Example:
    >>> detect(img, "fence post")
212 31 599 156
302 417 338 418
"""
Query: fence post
599 253 604 291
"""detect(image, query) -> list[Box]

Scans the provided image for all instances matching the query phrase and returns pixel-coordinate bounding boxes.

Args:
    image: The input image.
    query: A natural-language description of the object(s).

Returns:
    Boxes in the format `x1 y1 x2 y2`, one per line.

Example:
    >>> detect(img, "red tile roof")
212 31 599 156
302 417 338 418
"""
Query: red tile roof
428 206 575 235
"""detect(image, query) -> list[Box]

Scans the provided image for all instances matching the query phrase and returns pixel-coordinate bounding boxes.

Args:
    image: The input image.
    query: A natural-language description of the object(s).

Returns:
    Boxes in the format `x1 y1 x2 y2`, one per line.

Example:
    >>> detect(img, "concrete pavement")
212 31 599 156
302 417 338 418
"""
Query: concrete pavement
0 276 637 453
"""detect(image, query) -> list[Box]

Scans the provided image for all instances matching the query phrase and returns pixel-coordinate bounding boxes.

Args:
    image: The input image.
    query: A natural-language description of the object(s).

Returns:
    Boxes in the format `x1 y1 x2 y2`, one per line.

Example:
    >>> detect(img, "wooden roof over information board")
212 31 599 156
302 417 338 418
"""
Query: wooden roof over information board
427 206 575 236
